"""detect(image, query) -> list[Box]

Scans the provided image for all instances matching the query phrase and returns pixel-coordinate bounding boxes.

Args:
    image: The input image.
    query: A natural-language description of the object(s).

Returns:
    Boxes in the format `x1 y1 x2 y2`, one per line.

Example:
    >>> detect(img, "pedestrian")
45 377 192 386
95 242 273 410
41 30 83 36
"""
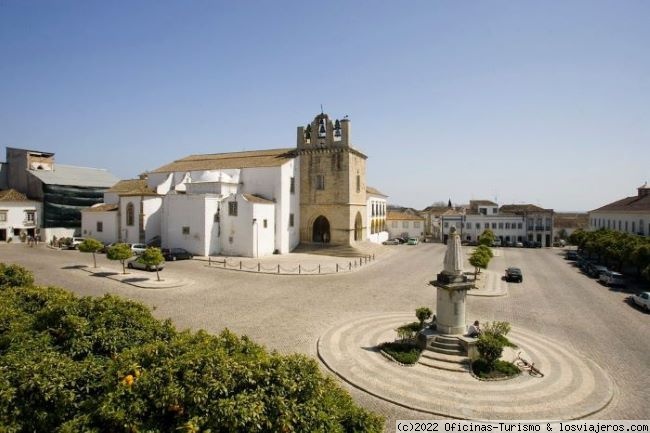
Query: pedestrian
467 320 481 338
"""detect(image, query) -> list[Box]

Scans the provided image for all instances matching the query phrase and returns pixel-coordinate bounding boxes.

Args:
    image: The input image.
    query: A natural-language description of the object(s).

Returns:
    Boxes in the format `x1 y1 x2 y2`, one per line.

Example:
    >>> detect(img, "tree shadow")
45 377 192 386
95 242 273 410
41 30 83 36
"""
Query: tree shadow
90 272 118 277
361 346 380 353
122 277 149 283
61 265 88 269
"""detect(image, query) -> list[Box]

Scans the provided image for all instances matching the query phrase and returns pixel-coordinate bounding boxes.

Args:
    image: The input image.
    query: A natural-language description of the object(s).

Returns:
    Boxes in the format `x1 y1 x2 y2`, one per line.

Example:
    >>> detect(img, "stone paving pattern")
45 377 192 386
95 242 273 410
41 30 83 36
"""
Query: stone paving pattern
1 243 649 429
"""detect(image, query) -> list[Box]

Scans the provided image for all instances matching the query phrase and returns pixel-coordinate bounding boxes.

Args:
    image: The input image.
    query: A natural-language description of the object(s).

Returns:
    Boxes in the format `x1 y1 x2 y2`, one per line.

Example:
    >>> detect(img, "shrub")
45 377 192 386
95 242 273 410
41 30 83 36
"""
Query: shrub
139 247 165 281
476 321 516 369
0 285 384 432
472 359 519 379
0 263 34 289
415 306 432 327
379 341 421 365
396 321 421 341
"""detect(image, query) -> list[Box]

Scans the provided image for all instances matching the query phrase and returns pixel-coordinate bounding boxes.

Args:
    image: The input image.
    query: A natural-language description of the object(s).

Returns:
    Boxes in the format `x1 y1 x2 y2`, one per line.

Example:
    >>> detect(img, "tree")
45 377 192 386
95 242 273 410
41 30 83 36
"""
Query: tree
478 229 495 247
78 238 104 268
107 243 133 274
0 263 34 289
476 321 515 368
469 248 491 279
415 306 432 328
139 247 165 281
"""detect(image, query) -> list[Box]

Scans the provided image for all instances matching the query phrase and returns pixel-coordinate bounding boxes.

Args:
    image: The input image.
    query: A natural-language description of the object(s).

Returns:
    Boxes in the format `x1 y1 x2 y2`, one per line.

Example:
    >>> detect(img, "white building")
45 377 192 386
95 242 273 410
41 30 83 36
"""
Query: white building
0 189 42 242
366 187 388 244
81 113 389 257
589 183 650 236
386 210 425 239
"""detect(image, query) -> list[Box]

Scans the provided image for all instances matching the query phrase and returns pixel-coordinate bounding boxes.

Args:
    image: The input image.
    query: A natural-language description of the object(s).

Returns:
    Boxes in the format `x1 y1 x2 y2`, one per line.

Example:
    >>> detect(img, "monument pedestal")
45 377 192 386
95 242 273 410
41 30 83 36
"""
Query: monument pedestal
431 272 474 335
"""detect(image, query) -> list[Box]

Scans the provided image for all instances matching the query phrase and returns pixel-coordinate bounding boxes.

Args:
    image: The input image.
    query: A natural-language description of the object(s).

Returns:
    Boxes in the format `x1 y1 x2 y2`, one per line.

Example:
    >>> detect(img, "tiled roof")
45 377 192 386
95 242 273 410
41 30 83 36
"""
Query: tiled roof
387 211 425 221
107 179 157 196
82 203 119 212
470 200 498 206
422 206 450 214
591 195 650 213
243 194 274 204
500 204 552 214
151 148 295 173
554 213 589 229
0 189 30 202
28 164 119 187
366 186 387 197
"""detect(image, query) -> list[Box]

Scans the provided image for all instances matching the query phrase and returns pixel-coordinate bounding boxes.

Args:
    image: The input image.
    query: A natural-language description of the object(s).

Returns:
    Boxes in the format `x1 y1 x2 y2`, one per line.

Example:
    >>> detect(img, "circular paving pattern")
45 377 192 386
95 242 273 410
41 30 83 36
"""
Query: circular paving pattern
318 313 614 420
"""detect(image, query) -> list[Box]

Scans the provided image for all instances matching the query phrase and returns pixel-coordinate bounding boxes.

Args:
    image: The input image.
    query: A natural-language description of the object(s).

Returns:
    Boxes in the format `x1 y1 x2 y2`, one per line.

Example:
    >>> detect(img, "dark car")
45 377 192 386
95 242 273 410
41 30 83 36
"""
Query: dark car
162 248 194 261
587 264 609 279
566 250 578 260
505 267 523 283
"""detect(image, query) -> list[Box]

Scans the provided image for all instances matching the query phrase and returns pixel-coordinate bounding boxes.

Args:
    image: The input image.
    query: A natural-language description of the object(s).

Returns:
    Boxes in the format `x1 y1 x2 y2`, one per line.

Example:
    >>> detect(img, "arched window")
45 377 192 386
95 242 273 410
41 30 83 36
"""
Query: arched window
126 203 134 226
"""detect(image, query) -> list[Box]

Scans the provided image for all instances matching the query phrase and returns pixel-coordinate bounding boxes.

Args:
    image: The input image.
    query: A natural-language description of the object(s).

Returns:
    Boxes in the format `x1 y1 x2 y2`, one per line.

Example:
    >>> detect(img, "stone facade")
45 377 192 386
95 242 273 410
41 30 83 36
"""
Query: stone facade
297 114 368 246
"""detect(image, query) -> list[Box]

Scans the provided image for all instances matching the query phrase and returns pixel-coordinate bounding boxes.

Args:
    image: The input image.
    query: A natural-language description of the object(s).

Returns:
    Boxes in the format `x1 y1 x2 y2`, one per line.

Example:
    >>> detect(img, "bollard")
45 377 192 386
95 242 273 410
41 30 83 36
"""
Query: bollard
258 262 260 272
208 256 211 266
318 264 321 274
299 264 301 274
373 253 375 260
277 264 280 274
336 263 339 273
349 262 352 270
223 260 226 268
240 261 242 270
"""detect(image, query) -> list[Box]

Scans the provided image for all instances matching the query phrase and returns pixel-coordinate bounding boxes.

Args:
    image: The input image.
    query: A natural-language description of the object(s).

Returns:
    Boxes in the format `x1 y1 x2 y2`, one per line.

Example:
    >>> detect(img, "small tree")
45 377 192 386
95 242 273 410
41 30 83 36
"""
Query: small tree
107 243 133 275
478 229 495 247
0 263 34 289
78 238 104 268
476 321 515 368
469 249 490 279
139 247 165 281
415 306 432 328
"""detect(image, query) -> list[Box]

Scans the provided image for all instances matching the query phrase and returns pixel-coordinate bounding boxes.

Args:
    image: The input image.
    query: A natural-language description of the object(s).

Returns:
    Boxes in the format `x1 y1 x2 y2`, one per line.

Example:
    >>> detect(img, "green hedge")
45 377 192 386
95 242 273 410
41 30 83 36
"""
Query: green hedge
379 341 422 365
0 284 384 433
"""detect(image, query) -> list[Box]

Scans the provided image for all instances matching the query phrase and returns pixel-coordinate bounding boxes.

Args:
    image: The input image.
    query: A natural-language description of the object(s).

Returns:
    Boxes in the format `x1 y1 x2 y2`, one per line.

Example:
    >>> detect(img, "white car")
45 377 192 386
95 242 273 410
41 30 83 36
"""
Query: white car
631 292 650 311
70 237 85 249
599 270 625 287
127 257 165 272
131 243 148 255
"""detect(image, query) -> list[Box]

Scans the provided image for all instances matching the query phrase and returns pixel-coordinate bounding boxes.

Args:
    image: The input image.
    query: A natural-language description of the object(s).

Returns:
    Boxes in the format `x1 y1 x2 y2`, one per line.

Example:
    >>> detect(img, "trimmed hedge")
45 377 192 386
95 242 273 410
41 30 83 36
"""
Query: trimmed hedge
0 283 384 433
379 341 422 365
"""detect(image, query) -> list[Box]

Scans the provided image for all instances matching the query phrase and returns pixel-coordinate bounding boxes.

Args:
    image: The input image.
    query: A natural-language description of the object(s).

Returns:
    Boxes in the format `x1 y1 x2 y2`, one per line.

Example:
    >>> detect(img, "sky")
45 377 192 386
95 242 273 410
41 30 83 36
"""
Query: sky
1 1 648 212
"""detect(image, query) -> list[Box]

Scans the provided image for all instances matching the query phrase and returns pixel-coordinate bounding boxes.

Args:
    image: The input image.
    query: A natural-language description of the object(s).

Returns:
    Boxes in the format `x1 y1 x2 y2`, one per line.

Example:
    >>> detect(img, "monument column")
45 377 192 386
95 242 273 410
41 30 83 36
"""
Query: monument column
432 227 473 335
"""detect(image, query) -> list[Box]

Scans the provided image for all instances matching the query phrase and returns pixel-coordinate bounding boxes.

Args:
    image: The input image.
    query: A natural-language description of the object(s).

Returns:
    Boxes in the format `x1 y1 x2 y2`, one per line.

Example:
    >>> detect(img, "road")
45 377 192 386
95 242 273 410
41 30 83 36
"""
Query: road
1 243 648 425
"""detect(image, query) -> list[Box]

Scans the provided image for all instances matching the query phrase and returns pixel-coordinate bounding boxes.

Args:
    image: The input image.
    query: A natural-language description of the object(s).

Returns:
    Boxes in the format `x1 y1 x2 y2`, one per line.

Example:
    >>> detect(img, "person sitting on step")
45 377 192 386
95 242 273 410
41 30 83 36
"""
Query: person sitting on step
467 320 481 338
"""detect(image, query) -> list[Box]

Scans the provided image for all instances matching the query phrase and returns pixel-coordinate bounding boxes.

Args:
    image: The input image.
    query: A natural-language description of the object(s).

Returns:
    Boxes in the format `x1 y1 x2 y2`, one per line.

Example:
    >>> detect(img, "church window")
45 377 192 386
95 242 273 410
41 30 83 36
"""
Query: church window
290 177 295 194
126 203 134 226
316 175 325 190
356 174 360 193
228 202 238 216
97 221 103 232
289 213 294 227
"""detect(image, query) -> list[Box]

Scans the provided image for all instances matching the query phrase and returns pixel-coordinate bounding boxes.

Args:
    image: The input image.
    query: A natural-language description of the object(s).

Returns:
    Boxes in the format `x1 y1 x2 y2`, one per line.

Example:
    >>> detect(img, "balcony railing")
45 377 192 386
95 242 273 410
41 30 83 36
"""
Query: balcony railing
23 220 36 226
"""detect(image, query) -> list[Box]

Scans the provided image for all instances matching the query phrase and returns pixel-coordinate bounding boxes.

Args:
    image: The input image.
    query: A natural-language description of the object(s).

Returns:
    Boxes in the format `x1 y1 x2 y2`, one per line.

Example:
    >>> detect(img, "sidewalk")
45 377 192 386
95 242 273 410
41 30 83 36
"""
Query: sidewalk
468 269 508 297
76 265 190 289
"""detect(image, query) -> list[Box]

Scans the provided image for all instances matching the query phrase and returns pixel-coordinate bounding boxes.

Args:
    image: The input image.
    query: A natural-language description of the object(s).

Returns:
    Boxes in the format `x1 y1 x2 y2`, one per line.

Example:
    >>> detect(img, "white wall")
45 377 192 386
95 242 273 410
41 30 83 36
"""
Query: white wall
590 211 650 236
366 195 388 243
252 203 276 257
220 194 254 257
81 211 118 244
463 215 524 242
162 194 210 256
119 196 141 244
0 200 42 241
142 197 162 243
387 219 424 239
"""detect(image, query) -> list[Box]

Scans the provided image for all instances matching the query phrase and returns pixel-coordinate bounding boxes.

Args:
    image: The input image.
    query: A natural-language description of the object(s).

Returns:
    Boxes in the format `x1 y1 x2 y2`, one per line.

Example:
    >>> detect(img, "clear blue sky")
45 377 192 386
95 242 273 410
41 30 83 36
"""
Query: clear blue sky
1 1 648 211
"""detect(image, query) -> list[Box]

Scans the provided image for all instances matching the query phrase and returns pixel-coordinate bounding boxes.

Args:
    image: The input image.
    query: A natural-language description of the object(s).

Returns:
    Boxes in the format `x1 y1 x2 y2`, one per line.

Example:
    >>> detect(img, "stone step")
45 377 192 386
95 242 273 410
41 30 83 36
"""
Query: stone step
420 350 468 364
426 345 464 356
418 356 469 373
430 340 460 350
435 335 461 345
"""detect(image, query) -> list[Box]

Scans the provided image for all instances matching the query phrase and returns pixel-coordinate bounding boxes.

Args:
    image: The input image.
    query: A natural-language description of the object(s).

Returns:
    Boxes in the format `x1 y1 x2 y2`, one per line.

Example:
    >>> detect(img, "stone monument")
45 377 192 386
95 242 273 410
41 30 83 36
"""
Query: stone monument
431 226 473 334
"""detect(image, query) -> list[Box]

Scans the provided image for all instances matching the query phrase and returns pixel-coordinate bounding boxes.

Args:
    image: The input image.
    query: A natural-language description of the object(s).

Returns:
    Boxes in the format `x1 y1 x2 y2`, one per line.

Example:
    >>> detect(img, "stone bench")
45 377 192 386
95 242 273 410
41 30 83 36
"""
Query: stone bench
457 335 479 360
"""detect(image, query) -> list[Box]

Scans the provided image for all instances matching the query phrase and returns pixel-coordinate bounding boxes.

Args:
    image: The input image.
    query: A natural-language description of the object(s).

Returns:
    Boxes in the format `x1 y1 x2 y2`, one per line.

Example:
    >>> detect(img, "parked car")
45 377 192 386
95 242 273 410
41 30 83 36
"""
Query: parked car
127 257 165 272
130 243 148 255
395 237 407 244
587 264 609 279
566 250 578 260
599 270 626 287
492 239 502 247
514 241 524 248
504 267 523 283
407 237 419 245
69 237 85 249
631 292 650 311
162 248 194 261
382 239 400 245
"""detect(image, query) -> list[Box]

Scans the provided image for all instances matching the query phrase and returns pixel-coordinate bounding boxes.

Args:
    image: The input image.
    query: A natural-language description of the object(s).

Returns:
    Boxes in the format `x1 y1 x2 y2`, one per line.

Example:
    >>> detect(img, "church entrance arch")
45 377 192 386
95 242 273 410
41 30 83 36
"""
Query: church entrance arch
354 212 363 241
312 215 330 243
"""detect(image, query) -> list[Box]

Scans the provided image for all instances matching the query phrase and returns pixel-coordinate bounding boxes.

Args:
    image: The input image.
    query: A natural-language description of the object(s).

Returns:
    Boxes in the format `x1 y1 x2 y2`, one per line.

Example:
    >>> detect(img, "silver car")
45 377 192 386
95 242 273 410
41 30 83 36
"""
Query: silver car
127 258 165 272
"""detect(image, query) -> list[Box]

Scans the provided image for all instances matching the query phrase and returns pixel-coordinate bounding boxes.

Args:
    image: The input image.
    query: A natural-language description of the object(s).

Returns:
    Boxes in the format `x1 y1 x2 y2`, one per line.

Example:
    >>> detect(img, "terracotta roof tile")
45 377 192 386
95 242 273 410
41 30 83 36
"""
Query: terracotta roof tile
242 194 274 204
387 211 425 221
591 195 650 213
82 203 119 212
107 179 157 195
366 186 387 197
151 148 296 173
0 189 29 202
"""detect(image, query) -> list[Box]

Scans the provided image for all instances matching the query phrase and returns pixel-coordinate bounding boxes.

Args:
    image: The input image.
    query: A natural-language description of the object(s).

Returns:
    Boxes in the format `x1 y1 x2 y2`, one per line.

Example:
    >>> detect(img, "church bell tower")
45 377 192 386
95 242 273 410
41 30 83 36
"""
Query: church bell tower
296 113 367 246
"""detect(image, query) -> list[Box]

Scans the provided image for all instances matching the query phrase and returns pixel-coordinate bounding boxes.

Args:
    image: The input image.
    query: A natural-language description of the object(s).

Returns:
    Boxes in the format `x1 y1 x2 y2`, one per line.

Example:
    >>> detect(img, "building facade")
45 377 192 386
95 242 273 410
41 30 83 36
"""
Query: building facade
386 210 425 240
82 113 389 257
589 184 650 236
0 189 42 242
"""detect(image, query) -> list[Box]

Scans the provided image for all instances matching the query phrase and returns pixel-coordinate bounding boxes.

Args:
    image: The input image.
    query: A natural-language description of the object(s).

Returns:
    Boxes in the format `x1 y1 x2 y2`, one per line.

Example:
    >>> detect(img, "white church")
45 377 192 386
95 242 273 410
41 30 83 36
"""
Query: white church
82 113 388 257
